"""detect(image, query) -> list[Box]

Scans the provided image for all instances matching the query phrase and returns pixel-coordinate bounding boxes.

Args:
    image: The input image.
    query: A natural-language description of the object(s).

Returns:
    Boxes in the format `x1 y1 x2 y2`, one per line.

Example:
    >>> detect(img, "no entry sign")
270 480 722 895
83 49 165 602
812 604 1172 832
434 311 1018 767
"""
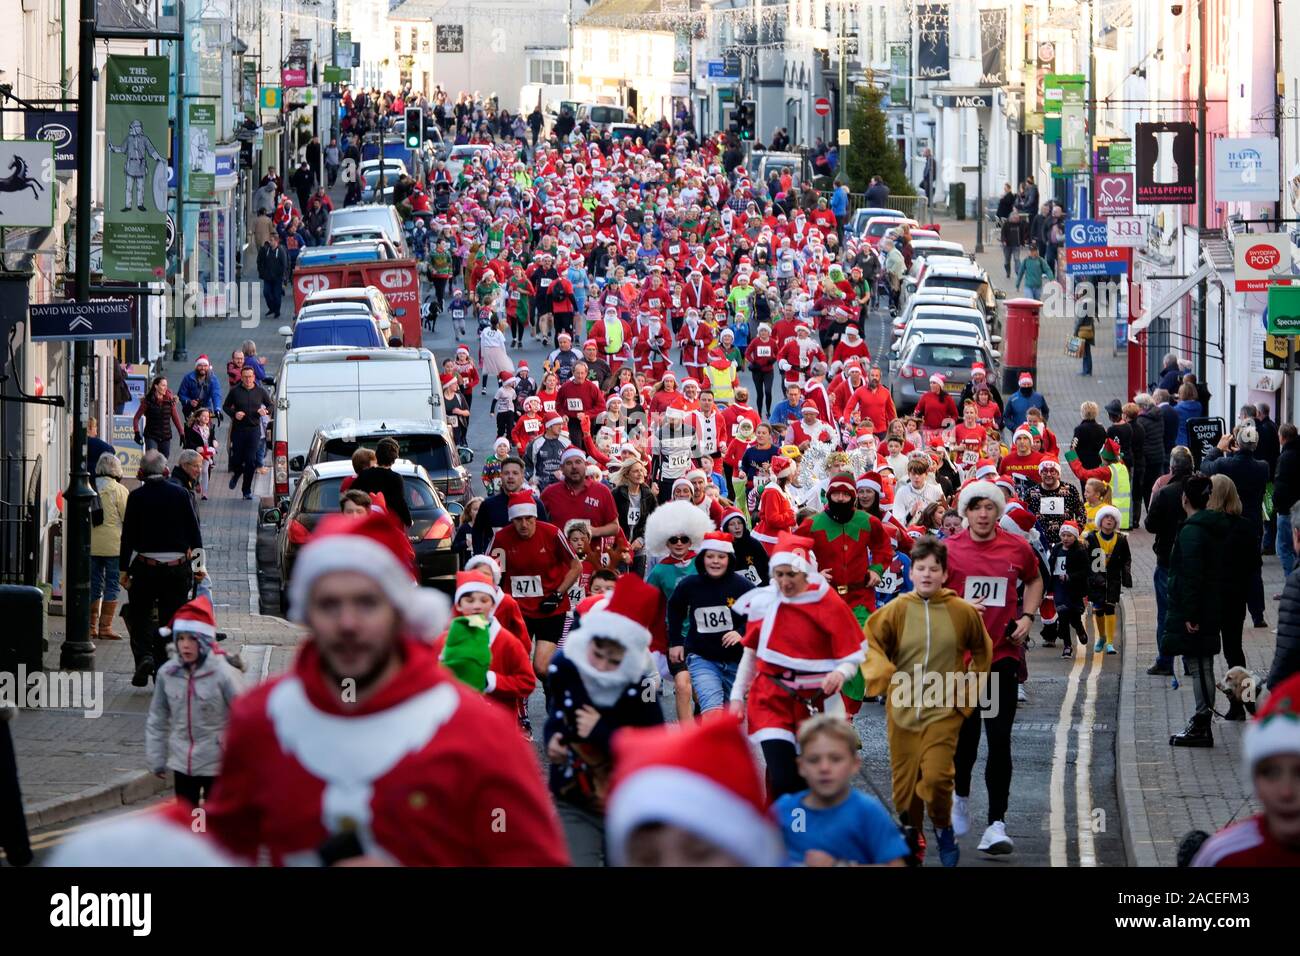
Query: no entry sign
814 97 831 116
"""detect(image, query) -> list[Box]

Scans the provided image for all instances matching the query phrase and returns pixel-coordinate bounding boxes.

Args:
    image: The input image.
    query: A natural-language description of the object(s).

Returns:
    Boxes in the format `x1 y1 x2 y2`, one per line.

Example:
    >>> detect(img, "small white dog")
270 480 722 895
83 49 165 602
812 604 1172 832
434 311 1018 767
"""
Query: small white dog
1217 666 1263 716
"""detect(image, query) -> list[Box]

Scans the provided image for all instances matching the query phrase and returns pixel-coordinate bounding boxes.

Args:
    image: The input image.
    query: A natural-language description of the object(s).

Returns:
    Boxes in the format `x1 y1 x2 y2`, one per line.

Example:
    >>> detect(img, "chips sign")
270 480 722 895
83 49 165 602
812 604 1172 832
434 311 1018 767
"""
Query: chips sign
1234 233 1291 291
1266 284 1300 335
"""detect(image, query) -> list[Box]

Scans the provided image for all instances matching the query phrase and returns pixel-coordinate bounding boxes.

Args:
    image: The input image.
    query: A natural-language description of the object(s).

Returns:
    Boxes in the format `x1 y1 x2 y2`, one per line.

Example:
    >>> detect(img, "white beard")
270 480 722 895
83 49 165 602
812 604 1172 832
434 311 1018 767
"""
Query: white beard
565 627 651 708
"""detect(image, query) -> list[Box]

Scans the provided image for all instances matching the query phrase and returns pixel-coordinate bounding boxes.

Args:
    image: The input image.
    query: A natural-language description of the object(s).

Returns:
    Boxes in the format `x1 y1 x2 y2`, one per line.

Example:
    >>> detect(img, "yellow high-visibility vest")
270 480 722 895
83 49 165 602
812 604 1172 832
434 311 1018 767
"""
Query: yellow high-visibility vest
704 363 736 404
1109 463 1132 527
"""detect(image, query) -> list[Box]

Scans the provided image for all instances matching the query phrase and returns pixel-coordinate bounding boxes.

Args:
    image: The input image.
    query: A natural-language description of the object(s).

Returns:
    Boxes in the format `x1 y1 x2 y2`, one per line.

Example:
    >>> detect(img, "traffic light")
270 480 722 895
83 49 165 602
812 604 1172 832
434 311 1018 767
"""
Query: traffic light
404 106 423 149
737 100 756 141
728 105 742 136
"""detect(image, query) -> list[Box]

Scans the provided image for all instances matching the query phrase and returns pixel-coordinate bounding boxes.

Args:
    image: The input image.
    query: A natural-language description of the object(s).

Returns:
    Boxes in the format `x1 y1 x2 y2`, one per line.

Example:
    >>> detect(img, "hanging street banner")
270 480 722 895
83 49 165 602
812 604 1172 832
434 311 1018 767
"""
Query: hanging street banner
916 4 951 81
1267 284 1300 335
1236 233 1292 292
185 101 216 202
23 110 77 173
889 44 910 106
1135 121 1196 205
1106 215 1148 248
1064 218 1129 276
978 8 1007 87
1095 172 1134 217
283 38 310 88
103 55 170 282
29 300 134 341
0 140 55 227
336 32 351 66
1214 136 1281 203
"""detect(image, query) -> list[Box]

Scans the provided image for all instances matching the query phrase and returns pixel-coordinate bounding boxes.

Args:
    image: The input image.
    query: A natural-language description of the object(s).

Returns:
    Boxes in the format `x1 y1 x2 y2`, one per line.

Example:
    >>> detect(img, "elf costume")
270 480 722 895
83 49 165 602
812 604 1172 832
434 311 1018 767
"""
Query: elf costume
1065 438 1132 528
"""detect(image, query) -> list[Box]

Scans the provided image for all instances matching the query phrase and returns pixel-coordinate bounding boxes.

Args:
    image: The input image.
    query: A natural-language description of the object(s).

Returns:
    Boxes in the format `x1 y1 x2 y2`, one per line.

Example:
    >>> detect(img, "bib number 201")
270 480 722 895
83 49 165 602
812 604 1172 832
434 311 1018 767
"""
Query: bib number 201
964 576 1007 607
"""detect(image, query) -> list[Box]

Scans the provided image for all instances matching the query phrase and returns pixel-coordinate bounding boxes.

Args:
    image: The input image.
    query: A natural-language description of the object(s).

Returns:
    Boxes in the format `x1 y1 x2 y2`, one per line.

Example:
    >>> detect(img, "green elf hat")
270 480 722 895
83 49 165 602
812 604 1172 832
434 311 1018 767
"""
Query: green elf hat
441 614 493 693
1100 438 1121 463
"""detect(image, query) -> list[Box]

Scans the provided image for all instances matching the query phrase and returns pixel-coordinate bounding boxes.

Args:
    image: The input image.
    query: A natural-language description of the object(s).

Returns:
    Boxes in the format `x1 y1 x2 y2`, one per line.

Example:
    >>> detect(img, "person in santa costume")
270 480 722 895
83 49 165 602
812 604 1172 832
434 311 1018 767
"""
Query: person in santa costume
776 323 825 388
750 455 800 553
49 799 237 866
1190 671 1300 866
430 570 536 720
997 426 1047 487
678 308 712 380
145 594 243 807
797 473 894 630
543 574 664 867
202 512 569 866
861 535 992 867
632 310 670 381
728 531 866 799
605 712 783 866
591 305 633 375
489 491 583 678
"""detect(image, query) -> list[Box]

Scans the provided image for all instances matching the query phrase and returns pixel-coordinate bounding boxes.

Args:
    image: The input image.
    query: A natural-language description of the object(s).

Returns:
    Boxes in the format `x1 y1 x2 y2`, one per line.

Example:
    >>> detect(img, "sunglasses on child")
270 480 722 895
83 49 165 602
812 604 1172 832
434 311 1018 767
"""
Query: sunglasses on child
667 535 692 545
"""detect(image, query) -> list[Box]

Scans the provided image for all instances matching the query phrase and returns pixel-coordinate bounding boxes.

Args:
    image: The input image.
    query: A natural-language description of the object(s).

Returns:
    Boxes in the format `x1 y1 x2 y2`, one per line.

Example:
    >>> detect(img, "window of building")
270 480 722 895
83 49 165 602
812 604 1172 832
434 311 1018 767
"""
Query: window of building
410 29 418 53
529 59 568 85
394 28 401 52
609 33 620 64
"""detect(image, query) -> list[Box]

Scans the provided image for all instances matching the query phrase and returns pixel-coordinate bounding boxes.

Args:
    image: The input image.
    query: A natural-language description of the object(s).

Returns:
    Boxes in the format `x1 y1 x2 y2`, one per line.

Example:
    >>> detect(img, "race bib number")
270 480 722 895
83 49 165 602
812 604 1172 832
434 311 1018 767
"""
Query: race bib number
1053 557 1067 578
877 571 902 595
567 398 583 412
667 451 690 473
568 583 585 604
509 290 520 301
1039 496 1065 516
510 576 543 599
452 309 465 319
961 450 979 466
539 277 552 289
964 576 1008 608
524 419 541 433
740 565 762 585
694 606 733 634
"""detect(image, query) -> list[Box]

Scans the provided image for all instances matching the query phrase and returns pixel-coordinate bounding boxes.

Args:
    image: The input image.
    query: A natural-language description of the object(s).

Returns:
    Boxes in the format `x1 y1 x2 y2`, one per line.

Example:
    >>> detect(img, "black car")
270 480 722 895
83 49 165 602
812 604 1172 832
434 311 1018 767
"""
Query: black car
270 459 457 612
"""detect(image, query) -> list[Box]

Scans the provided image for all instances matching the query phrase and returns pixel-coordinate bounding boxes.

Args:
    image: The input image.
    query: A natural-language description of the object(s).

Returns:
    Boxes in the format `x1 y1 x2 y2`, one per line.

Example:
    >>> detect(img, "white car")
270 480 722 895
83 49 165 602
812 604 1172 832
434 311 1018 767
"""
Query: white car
893 308 999 356
893 291 983 334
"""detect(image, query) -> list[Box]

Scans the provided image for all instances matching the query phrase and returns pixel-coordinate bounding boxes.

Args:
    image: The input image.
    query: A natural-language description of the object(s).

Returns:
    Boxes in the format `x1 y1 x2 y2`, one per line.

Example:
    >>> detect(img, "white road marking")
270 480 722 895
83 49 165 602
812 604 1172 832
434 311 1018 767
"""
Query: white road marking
1075 637 1106 867
1048 640 1086 866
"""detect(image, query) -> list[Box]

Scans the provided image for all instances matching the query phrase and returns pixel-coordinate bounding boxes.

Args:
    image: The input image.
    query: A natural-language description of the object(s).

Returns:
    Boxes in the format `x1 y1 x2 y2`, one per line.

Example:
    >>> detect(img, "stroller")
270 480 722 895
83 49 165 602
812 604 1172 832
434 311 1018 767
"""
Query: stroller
433 180 452 214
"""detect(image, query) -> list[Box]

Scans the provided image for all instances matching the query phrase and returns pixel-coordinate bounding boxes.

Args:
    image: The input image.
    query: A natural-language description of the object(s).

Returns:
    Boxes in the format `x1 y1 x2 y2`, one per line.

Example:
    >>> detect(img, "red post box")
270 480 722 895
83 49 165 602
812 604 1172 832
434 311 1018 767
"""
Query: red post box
1001 297 1043 396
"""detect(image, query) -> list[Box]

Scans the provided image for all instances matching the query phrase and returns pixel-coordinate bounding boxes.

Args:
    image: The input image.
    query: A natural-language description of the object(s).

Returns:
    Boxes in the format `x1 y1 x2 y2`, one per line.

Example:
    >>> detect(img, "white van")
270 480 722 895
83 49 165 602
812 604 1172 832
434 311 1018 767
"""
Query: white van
576 102 629 128
270 346 445 498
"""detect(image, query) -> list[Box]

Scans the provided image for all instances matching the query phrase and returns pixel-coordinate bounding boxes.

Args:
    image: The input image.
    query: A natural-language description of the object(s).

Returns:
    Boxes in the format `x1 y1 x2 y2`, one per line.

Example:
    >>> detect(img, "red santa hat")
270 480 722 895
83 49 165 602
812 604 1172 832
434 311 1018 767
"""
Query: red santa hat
719 507 745 530
517 360 530 371
453 569 499 608
1012 427 1035 443
696 530 735 555
456 344 470 356
970 362 986 377
827 473 857 498
545 414 566 429
957 479 1007 518
856 472 883 494
159 594 217 640
1018 372 1034 388
1059 521 1081 539
560 447 587 464
498 370 514 383
507 490 539 520
440 373 457 387
463 553 503 585
1094 505 1123 528
1038 457 1061 473
974 462 999 481
287 512 449 639
1001 501 1038 536
194 354 211 368
524 395 543 410
570 573 657 654
929 373 946 387
770 456 797 480
606 713 783 867
994 475 1017 498
1242 672 1300 770
769 532 817 575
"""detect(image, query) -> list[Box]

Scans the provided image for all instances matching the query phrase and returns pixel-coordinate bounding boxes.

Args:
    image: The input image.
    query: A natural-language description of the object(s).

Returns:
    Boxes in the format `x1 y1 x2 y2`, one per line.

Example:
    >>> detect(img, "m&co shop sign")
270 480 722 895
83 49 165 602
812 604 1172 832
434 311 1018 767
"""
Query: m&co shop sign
1235 233 1292 292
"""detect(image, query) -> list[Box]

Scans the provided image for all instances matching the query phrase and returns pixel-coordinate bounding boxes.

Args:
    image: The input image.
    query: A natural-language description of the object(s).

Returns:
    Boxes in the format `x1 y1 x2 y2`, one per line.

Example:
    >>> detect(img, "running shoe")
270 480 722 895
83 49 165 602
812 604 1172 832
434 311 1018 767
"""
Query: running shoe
1105 643 1116 655
951 795 970 837
935 825 960 867
1061 645 1072 658
978 820 1014 855
1093 639 1105 652
1017 684 1028 703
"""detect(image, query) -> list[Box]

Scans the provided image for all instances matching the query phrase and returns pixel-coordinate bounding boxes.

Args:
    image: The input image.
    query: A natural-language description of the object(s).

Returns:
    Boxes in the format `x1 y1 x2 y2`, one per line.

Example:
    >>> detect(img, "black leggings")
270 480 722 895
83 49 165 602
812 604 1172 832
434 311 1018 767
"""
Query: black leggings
955 656 1019 825
508 311 527 343
431 276 449 309
1221 597 1247 670
761 739 803 801
751 368 775 417
1059 607 1088 645
174 772 215 806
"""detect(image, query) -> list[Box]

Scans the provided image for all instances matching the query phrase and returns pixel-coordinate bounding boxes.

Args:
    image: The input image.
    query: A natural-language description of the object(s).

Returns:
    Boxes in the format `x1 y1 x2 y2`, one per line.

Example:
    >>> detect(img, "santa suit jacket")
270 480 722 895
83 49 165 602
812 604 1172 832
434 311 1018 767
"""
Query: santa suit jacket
777 337 825 385
203 636 568 866
681 274 715 313
678 320 712 368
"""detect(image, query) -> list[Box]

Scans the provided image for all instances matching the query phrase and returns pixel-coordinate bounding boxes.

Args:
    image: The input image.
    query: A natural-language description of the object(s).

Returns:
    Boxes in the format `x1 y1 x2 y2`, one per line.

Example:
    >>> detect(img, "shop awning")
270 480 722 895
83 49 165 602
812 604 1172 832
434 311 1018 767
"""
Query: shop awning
1128 260 1214 344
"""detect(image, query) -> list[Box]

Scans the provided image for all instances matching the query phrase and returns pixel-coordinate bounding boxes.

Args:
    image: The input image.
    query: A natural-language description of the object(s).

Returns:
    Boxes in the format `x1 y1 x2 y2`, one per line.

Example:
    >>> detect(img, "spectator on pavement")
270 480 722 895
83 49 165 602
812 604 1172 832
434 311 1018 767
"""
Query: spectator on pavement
170 448 204 517
0 703 31 866
1173 383 1203 447
91 452 130 641
1274 423 1300 579
177 355 222 420
1202 422 1269 628
1003 372 1048 434
1072 401 1108 469
119 451 203 687
132 375 185 458
1157 353 1183 394
1152 389 1180 457
86 416 115 469
257 233 288 321
1271 500 1300 690
1143 445 1194 676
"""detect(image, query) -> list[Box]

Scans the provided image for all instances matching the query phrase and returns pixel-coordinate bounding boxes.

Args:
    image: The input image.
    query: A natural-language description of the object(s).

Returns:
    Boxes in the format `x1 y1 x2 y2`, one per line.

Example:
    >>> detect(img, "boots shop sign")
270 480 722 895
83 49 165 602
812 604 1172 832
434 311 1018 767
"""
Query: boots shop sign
1135 122 1196 205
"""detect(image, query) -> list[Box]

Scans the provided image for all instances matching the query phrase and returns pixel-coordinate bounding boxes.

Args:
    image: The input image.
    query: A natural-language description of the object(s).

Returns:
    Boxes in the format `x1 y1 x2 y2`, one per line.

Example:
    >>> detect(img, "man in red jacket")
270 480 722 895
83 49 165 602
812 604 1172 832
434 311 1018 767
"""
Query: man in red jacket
202 512 568 866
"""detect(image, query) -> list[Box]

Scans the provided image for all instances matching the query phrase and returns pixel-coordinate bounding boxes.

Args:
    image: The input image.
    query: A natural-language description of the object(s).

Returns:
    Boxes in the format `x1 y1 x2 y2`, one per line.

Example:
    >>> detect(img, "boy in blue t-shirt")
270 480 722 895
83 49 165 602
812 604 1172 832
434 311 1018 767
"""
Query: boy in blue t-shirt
772 714 910 867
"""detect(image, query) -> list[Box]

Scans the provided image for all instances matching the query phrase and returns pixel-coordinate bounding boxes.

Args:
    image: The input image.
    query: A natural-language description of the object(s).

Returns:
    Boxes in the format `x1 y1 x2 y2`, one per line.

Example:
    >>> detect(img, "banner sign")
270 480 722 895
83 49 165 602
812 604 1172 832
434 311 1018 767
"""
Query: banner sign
1266 283 1300 335
0 140 54 226
103 55 170 282
1064 218 1128 275
1106 215 1147 248
283 38 310 88
916 4 951 81
889 44 910 106
324 65 347 84
1214 136 1281 203
1186 418 1224 469
436 24 464 53
29 300 134 341
336 31 351 66
1095 172 1134 217
23 110 77 173
260 86 281 111
978 8 1007 87
1235 232 1292 292
1135 121 1196 205
185 102 216 202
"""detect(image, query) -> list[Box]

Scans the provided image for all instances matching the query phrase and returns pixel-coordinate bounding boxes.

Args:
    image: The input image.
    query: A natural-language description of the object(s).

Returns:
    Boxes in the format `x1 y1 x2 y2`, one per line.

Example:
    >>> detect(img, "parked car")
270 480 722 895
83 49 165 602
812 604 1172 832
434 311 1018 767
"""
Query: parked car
891 335 999 415
891 317 999 369
892 291 984 335
575 102 630 129
861 216 919 248
299 418 473 511
280 315 386 351
848 207 906 237
270 459 457 610
270 346 446 499
325 204 407 253
893 306 999 352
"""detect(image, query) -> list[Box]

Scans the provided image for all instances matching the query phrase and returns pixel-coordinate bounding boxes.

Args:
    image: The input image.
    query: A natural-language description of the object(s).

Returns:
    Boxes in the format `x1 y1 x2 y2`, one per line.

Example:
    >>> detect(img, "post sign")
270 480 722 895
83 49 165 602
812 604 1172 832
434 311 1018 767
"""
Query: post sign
1266 284 1300 335
1094 172 1134 217
1135 121 1196 205
103 55 170 282
1186 417 1224 469
1214 136 1280 203
0 140 55 227
24 109 78 173
1235 233 1292 292
29 300 134 341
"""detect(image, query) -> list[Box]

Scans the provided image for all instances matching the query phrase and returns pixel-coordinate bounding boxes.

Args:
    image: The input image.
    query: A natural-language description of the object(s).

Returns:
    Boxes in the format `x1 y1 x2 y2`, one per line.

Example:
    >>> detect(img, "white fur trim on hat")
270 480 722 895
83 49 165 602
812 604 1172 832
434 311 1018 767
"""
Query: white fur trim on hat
606 766 784 867
507 498 539 520
464 554 502 585
644 499 715 557
696 536 734 555
769 548 816 575
287 535 450 640
957 480 1007 518
1094 505 1122 528
455 578 498 607
560 447 586 463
